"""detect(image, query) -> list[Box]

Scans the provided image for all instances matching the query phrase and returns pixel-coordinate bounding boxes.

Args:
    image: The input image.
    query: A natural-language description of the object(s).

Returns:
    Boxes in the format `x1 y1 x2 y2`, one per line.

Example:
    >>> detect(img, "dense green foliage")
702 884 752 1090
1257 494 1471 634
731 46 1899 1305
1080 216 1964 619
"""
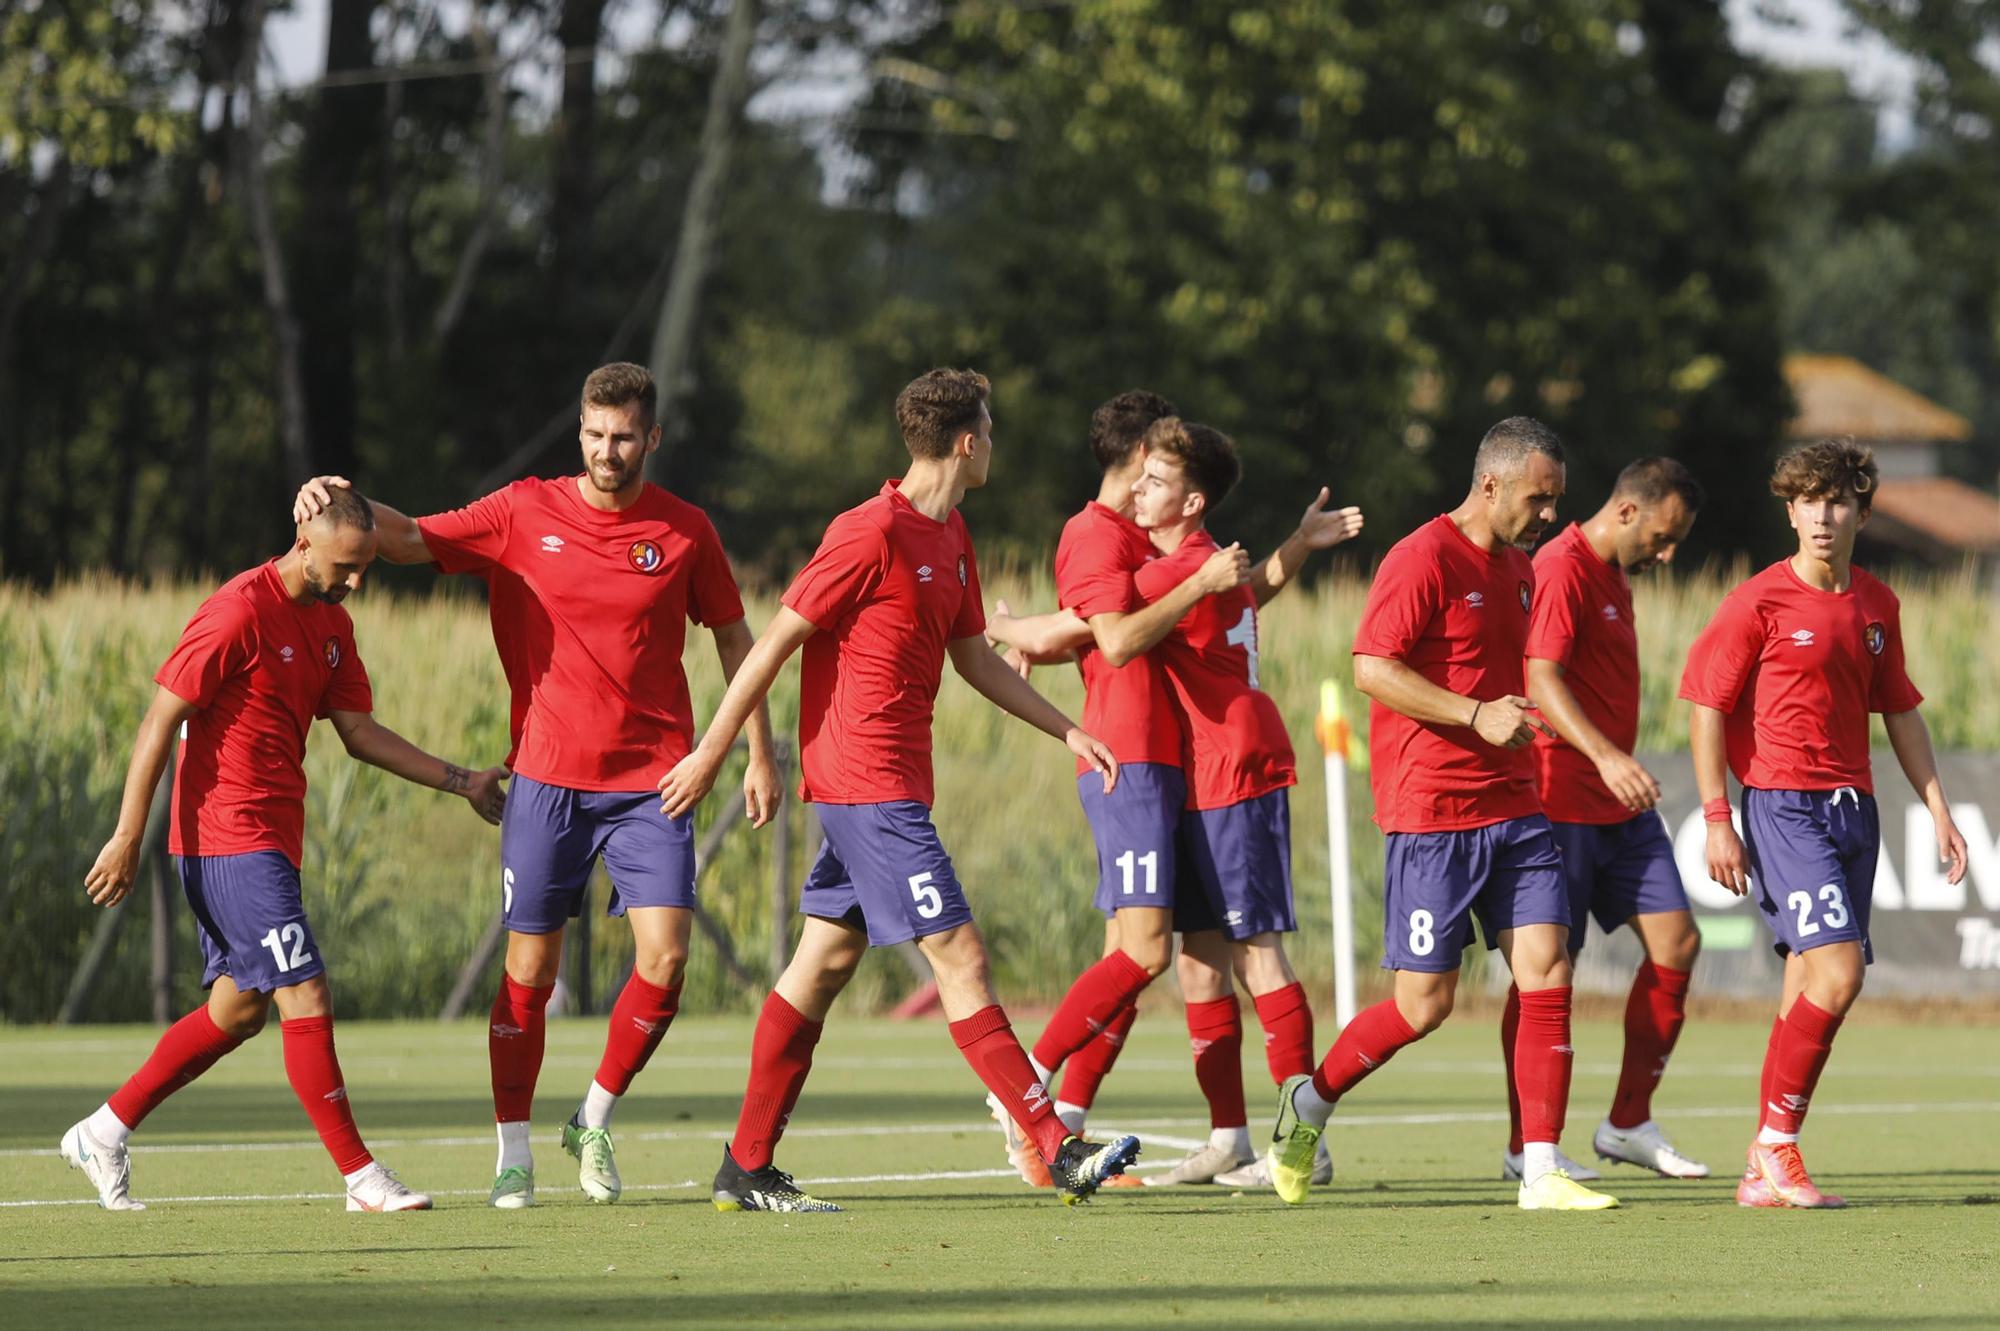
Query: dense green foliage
7 566 1996 1024
7 1 1997 590
3 1015 1997 1326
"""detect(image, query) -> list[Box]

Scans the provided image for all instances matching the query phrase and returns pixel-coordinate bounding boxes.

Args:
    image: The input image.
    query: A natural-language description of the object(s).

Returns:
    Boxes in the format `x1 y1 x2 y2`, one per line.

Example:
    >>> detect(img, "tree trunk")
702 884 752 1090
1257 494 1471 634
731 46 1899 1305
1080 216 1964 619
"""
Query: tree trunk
0 159 72 575
548 0 609 323
647 0 761 482
431 14 509 347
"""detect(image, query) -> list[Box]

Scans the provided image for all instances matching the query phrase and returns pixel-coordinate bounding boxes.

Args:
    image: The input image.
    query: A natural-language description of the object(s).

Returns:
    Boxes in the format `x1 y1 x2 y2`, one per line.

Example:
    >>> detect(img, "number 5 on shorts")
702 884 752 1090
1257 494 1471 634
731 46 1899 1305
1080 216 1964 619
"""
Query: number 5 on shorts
909 871 944 920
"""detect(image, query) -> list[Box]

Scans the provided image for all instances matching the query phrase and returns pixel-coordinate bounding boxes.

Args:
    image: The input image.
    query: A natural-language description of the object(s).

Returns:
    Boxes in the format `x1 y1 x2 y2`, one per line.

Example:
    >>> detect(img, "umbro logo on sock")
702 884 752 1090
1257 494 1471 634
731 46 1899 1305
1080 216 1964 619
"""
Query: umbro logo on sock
1024 1081 1052 1114
1358 1053 1380 1069
1190 1037 1214 1055
491 1022 524 1038
323 1087 348 1103
633 1017 661 1035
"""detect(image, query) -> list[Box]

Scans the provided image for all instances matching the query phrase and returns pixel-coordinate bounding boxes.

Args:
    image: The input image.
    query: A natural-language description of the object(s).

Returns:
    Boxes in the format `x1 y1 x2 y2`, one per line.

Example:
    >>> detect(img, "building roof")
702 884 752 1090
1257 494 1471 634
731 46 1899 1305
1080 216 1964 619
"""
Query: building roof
1870 478 2000 555
1783 354 1972 443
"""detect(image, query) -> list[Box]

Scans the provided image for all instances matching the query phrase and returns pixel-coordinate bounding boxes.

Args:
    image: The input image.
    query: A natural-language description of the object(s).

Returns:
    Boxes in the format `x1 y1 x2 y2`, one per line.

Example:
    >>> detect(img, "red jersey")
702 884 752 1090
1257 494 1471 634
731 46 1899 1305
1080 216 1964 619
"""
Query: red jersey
1526 523 1641 825
1132 528 1296 810
783 481 985 807
418 476 745 791
1054 502 1184 774
480 567 546 769
1678 560 1921 794
1353 514 1541 833
155 561 373 866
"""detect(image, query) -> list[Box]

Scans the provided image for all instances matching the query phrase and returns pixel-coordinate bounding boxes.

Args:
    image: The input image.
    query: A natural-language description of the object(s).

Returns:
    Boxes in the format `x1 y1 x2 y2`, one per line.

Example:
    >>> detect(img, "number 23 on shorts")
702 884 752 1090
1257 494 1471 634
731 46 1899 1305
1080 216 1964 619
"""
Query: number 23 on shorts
1786 882 1850 937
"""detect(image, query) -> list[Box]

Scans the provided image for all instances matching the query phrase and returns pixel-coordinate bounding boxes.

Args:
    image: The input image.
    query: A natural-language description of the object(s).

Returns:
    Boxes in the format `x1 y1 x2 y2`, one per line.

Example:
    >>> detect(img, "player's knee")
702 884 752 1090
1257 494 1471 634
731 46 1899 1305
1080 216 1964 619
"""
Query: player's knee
1658 927 1701 973
218 1006 268 1041
1122 937 1171 978
635 945 688 990
1397 985 1454 1034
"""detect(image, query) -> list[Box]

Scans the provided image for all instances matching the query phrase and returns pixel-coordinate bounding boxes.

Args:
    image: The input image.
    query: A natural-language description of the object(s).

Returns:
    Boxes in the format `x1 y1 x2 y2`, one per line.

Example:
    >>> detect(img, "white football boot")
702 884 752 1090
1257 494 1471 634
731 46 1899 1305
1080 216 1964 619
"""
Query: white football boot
345 1162 433 1211
1593 1119 1710 1178
60 1120 144 1211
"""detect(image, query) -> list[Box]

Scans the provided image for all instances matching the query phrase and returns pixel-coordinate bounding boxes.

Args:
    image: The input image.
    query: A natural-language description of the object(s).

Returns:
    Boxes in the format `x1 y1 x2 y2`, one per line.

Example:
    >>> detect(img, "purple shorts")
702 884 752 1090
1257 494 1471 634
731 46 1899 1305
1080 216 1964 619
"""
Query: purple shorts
1172 788 1296 941
1549 814 1689 955
1380 814 1569 972
1078 762 1184 916
500 773 696 935
801 802 975 947
177 851 325 993
1742 786 1878 964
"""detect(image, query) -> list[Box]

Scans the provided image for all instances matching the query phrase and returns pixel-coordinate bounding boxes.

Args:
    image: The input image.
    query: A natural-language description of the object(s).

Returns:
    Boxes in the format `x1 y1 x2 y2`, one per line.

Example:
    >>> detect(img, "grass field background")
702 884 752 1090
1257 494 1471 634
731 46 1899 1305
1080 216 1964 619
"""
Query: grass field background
3 1013 1997 1328
7 564 1999 1024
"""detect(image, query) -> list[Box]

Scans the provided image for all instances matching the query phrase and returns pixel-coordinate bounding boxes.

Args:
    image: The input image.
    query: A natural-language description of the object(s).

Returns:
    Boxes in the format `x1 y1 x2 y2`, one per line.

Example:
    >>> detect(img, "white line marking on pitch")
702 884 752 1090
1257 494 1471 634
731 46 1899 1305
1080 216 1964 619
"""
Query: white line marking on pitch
7 1095 1992 1175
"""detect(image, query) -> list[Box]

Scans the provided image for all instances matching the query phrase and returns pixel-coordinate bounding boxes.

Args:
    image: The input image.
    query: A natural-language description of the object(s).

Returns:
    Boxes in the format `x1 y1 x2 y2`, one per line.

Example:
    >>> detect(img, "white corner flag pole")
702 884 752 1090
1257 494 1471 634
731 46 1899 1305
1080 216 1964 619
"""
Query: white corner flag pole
1317 679 1358 1031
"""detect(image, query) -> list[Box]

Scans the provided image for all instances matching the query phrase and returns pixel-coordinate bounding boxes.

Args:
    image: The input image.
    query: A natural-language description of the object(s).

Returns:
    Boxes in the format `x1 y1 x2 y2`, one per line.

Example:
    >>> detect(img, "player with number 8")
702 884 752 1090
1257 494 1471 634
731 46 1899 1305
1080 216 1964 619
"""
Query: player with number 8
1267 417 1620 1211
1679 438 1967 1209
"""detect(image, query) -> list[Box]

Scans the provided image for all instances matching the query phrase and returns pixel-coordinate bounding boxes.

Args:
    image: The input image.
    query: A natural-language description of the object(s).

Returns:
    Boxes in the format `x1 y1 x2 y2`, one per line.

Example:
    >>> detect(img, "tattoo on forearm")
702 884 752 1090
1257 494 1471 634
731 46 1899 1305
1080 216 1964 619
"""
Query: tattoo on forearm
443 763 471 794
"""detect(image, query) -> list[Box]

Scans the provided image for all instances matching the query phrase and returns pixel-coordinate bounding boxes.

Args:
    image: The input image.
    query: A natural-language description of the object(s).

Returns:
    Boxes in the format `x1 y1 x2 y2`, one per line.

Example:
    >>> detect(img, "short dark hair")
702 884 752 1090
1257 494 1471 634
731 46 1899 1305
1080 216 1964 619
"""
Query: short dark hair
1473 416 1566 481
1772 438 1878 511
582 362 658 427
1089 390 1178 471
1612 456 1705 512
316 485 376 533
1143 417 1240 508
895 368 991 460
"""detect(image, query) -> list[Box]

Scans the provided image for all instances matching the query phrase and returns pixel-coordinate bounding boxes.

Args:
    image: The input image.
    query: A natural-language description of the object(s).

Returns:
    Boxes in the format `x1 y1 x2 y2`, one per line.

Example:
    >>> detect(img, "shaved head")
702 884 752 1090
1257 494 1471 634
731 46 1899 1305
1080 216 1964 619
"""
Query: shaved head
1472 416 1566 484
296 486 376 604
301 484 377 538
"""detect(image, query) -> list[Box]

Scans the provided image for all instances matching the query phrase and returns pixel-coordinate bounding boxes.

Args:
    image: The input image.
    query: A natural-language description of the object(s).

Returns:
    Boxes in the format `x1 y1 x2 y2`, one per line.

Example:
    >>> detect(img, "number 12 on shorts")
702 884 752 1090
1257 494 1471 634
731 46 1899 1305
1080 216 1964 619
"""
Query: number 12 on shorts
260 922 314 972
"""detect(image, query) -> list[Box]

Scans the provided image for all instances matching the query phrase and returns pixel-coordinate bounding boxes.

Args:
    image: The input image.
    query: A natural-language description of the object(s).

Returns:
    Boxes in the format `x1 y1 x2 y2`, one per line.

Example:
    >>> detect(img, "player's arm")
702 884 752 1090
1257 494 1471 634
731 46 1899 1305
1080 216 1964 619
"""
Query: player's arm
1883 708 1968 886
1525 657 1661 811
326 709 508 824
712 617 781 829
1353 653 1551 749
986 543 1250 668
661 606 818 816
84 685 201 908
1249 487 1365 607
947 635 1119 792
292 476 432 564
1688 703 1749 896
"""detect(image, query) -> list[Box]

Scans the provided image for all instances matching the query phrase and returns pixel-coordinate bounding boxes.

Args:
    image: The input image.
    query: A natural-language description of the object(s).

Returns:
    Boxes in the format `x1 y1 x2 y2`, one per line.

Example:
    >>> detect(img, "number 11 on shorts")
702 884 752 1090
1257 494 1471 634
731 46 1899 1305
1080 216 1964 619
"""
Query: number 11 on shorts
1115 849 1158 896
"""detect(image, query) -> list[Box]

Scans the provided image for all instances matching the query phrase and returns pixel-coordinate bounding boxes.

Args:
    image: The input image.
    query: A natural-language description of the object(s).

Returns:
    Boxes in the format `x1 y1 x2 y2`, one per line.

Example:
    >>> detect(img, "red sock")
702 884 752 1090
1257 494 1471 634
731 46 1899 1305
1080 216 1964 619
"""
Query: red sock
1252 982 1315 1084
732 992 823 1171
1058 1001 1138 1110
1501 984 1524 1155
106 1006 243 1130
1310 998 1420 1103
1513 986 1575 1146
1609 961 1691 1129
594 973 682 1096
280 1016 371 1175
1186 996 1247 1130
489 975 553 1123
1032 950 1153 1072
952 1005 1067 1163
1764 996 1843 1136
1756 1014 1785 1129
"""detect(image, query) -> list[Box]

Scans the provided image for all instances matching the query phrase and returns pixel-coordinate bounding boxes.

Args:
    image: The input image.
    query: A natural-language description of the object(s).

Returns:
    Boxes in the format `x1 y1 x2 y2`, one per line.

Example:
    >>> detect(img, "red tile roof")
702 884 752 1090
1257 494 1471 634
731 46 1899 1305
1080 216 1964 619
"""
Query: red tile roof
1872 478 2000 553
1784 354 1972 443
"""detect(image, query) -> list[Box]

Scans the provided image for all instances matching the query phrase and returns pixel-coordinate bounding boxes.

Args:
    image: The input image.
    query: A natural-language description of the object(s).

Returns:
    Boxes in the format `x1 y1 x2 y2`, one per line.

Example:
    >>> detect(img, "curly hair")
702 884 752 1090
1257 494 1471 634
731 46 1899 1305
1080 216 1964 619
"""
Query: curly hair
1771 438 1878 510
895 368 991 460
1089 390 1178 471
581 362 658 427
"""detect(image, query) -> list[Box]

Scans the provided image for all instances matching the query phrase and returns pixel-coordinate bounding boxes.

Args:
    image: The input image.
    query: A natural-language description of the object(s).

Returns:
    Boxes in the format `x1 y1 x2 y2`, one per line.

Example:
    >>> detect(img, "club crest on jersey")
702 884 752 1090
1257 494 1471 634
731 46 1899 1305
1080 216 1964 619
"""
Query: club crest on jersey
323 637 341 668
1518 581 1531 612
1864 621 1885 655
628 539 664 573
957 555 968 586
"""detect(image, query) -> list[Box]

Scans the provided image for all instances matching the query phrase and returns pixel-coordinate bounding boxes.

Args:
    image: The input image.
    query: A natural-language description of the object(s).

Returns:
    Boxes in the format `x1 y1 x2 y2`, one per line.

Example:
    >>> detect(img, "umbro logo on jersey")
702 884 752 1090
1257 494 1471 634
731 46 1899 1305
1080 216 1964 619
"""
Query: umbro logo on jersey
279 645 295 662
1788 629 1815 647
1464 591 1485 607
540 535 565 553
917 564 934 583
1602 604 1620 621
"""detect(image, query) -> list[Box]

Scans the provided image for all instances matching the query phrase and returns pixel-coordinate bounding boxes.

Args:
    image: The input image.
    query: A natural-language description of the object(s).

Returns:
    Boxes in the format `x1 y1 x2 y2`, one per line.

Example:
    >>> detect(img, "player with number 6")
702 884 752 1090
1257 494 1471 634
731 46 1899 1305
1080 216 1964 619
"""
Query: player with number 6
1680 438 1967 1209
1267 416 1620 1212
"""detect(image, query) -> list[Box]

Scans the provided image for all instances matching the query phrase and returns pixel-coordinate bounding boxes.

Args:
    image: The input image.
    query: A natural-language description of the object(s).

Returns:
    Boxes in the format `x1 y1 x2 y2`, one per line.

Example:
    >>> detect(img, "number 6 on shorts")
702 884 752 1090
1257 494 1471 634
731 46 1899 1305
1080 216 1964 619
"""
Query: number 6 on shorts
909 871 944 920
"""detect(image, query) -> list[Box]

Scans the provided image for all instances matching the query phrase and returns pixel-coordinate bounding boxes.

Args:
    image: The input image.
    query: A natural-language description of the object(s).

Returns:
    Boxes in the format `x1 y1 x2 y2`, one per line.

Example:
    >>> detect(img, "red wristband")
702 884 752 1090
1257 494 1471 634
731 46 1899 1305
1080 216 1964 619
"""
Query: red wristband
1702 797 1733 824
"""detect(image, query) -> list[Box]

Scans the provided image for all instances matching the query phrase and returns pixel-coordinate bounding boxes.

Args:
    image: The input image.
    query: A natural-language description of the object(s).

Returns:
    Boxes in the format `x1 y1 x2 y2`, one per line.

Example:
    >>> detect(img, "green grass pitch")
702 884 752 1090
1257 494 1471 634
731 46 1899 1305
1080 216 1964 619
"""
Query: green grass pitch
3 1013 1996 1328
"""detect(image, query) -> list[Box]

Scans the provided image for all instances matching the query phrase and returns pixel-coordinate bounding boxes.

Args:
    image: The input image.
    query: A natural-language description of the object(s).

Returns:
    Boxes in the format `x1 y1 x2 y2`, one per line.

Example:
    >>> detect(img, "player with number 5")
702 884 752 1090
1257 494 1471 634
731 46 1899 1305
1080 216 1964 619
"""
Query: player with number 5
1680 438 1967 1209
60 488 508 1214
659 368 1140 1212
1268 417 1620 1212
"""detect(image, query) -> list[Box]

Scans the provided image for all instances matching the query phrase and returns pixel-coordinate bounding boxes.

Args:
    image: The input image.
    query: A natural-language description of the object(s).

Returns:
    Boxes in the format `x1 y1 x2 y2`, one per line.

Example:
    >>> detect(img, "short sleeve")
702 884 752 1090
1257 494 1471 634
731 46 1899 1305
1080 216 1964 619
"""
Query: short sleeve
1353 543 1441 659
1057 526 1142 621
783 511 887 630
1867 596 1924 714
417 483 520 575
1132 539 1205 604
316 620 374 718
155 593 258 708
684 512 746 628
1678 591 1764 710
1524 557 1584 667
951 535 986 639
